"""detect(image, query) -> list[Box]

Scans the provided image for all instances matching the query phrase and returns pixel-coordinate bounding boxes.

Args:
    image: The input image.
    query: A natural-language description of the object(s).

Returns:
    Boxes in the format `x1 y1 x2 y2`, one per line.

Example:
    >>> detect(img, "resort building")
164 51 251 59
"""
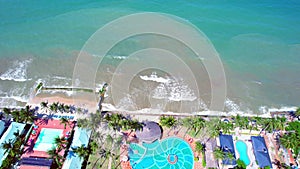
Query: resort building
219 134 237 166
136 121 162 143
19 118 74 169
0 122 26 166
0 120 6 137
251 136 272 168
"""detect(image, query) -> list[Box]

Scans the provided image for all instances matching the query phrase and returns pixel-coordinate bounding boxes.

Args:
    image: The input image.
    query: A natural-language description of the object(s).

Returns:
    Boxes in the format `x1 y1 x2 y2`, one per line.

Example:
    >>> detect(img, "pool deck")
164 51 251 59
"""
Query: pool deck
22 119 74 158
232 134 259 169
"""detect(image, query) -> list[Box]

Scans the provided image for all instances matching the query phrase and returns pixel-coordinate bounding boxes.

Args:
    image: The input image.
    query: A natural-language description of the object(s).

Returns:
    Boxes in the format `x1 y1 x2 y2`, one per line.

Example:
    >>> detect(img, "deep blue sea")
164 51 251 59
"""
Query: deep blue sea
0 0 299 113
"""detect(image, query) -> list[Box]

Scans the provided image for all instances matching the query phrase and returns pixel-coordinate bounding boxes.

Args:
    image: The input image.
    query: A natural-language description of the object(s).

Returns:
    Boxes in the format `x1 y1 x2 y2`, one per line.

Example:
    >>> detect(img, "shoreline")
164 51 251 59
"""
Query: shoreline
21 94 298 119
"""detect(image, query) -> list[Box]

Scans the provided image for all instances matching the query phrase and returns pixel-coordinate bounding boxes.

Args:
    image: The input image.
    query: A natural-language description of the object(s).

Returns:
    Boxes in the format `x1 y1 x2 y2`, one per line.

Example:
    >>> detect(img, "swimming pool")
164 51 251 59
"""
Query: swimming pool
235 140 250 166
34 128 63 151
129 137 194 169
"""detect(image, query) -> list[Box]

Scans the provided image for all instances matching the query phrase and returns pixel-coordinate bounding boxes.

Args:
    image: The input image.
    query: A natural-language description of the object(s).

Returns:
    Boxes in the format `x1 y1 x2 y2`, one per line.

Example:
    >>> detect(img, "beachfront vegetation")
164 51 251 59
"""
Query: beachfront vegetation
47 147 64 168
60 117 70 129
235 159 246 169
213 147 225 161
2 105 36 123
280 121 300 159
195 142 206 167
159 116 177 128
47 136 68 168
77 111 143 169
296 108 300 118
1 131 26 168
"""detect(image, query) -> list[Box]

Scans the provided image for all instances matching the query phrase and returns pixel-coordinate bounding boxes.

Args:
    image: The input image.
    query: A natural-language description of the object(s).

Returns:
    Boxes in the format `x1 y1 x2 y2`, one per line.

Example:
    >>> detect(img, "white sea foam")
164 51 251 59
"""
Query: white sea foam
167 80 197 101
101 103 272 118
116 95 137 111
152 78 197 102
268 106 297 113
140 72 170 83
224 98 240 112
0 59 32 82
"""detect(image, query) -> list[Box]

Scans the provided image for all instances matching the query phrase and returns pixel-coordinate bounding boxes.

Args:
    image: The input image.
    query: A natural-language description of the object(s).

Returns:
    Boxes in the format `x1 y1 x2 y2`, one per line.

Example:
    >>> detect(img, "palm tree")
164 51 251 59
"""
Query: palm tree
129 119 143 131
195 142 205 155
192 117 206 134
3 108 11 116
183 116 206 137
264 118 281 133
1 139 13 154
11 110 22 123
54 136 66 151
47 146 64 168
59 117 70 129
234 115 249 129
213 147 225 161
72 145 89 159
220 121 234 134
280 133 297 150
89 141 98 154
181 117 193 134
47 147 58 159
226 152 235 164
21 105 35 123
159 116 177 128
50 102 59 113
40 101 48 108
235 159 246 169
277 117 287 131
104 113 124 131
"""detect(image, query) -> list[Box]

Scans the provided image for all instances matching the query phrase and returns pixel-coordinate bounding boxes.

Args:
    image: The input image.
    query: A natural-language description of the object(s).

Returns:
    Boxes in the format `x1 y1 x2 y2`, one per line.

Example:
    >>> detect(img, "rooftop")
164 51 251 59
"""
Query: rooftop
136 121 161 143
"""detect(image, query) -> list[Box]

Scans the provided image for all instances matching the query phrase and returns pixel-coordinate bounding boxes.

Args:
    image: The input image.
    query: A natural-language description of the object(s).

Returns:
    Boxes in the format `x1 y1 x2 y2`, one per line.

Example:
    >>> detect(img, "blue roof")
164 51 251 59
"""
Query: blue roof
62 127 91 169
20 157 53 167
0 122 26 166
0 121 5 137
251 136 272 168
219 134 236 165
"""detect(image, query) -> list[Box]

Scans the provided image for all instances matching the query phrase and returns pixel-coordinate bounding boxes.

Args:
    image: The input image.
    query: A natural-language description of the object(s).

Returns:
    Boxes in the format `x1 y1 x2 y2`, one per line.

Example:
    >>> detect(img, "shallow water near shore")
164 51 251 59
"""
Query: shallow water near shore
0 1 300 113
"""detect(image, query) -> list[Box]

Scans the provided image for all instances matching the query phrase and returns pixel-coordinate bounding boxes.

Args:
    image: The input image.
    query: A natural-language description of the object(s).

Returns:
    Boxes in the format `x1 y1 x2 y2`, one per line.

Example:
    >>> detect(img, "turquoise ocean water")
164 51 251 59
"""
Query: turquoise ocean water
0 0 299 113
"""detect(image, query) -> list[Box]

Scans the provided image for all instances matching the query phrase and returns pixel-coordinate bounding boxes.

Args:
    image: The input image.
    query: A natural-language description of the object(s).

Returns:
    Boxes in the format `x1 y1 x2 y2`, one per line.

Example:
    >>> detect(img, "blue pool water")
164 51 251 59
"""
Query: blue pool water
129 137 194 169
34 128 63 151
235 140 250 166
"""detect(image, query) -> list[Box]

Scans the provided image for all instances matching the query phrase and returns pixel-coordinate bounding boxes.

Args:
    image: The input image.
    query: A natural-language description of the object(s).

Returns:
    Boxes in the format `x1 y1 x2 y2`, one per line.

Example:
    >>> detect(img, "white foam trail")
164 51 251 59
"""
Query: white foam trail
252 80 263 85
42 89 73 96
111 55 127 60
140 72 170 83
0 59 32 82
0 96 28 103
